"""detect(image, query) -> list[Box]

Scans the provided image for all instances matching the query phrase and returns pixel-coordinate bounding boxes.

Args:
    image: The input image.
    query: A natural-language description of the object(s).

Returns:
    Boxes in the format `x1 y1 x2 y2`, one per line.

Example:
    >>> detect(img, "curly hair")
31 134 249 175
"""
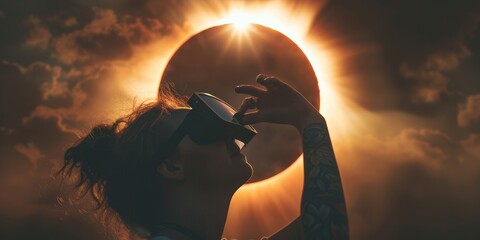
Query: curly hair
58 84 188 237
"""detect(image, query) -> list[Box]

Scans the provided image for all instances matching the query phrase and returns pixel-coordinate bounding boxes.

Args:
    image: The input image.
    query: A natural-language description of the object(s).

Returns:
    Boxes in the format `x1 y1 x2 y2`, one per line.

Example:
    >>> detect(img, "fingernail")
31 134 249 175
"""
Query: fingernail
256 74 266 82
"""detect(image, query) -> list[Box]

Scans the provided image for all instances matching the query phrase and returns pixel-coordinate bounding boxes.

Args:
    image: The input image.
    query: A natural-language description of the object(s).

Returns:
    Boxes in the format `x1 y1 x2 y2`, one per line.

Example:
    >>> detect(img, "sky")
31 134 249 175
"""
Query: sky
0 0 480 239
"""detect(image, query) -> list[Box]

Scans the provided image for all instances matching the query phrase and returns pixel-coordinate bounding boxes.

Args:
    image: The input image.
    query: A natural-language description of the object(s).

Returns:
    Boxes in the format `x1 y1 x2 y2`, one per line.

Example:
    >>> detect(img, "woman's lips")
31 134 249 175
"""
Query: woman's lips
230 152 245 159
231 152 245 159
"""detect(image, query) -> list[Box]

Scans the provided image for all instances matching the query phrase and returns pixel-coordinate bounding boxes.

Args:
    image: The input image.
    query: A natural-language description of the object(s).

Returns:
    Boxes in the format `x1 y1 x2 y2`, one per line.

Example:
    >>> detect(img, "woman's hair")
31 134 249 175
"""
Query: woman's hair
58 84 188 237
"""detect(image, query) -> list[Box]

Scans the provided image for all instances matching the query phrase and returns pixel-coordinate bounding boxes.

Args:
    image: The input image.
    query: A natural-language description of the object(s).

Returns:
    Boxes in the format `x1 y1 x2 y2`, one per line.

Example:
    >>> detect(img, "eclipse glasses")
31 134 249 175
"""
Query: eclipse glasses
157 92 257 160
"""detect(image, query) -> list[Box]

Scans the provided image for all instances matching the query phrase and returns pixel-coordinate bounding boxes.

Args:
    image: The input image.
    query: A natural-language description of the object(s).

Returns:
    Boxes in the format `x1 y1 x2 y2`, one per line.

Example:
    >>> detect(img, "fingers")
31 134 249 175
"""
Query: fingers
234 97 262 124
256 74 287 89
234 85 266 97
235 75 288 96
235 96 258 116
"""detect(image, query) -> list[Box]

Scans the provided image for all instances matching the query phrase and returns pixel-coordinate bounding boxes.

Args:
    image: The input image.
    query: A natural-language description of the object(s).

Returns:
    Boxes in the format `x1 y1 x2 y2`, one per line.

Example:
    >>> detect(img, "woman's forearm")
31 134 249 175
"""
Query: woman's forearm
298 116 349 240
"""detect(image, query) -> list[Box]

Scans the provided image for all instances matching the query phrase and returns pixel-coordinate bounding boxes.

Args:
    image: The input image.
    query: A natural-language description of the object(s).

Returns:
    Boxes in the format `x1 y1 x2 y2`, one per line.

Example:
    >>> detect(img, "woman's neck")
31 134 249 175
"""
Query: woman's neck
153 187 234 240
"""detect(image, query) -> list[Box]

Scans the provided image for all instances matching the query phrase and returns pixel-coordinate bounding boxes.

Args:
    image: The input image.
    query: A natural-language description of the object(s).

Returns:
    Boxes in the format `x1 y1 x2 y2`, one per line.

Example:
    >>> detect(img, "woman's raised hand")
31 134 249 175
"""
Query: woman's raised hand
234 74 324 131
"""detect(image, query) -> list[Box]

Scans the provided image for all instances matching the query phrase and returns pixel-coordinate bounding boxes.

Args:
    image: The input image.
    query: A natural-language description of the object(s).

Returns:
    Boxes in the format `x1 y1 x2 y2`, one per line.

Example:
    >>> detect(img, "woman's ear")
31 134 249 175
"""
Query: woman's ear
157 160 184 181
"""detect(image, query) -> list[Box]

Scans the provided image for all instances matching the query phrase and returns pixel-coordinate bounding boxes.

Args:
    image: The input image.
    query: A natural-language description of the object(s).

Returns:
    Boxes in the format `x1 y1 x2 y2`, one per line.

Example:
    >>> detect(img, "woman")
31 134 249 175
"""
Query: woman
60 74 349 240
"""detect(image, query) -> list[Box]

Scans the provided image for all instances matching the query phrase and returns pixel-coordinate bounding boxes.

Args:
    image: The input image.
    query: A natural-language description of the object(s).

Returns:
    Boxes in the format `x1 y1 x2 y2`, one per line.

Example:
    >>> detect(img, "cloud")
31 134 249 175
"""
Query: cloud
52 8 128 64
0 115 84 237
400 47 470 103
458 94 480 127
0 59 107 137
461 133 480 158
117 15 169 44
14 142 44 170
312 0 480 113
0 61 63 129
345 127 480 240
356 128 460 168
52 7 171 64
0 210 110 240
1 6 174 133
0 113 95 239
24 16 51 49
63 16 78 28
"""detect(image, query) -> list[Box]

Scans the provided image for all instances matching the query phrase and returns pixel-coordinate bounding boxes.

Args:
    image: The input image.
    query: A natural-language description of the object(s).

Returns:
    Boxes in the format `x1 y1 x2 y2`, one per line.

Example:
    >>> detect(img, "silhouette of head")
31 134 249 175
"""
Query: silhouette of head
59 84 253 236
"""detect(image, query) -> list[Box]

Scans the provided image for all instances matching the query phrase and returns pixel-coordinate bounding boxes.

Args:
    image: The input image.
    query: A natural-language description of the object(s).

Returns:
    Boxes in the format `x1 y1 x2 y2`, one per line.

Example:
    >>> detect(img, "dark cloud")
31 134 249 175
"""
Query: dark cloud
345 127 480 240
461 133 480 158
313 0 480 114
48 7 173 64
0 4 175 131
0 1 89 65
52 8 131 64
0 211 110 240
121 0 189 25
23 16 51 49
458 93 480 127
0 3 176 239
375 160 480 240
0 61 64 129
0 109 117 239
63 16 79 28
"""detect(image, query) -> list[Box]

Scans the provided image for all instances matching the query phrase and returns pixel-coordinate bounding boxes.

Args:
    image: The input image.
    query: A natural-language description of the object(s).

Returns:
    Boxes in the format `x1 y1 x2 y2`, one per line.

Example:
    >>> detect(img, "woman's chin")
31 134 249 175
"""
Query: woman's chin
239 158 254 184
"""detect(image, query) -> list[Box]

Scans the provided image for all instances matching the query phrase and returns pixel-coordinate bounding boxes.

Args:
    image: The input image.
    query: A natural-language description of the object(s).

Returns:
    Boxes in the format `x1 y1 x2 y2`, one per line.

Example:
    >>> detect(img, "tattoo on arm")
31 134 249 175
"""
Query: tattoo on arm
301 123 349 240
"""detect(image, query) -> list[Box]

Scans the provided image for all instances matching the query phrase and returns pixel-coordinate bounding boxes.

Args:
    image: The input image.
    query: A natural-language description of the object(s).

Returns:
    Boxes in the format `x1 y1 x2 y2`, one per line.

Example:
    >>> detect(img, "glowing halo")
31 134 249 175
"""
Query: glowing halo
132 2 345 239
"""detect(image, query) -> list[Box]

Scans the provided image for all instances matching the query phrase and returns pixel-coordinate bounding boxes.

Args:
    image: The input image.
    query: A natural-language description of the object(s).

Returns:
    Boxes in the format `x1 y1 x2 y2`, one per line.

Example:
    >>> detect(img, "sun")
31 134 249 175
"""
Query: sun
226 12 251 32
233 21 250 31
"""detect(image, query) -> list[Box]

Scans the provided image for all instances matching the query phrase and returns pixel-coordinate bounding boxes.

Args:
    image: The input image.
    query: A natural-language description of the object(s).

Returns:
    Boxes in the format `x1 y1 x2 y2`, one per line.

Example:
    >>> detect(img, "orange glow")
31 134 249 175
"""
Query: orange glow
114 0 366 238
225 156 304 237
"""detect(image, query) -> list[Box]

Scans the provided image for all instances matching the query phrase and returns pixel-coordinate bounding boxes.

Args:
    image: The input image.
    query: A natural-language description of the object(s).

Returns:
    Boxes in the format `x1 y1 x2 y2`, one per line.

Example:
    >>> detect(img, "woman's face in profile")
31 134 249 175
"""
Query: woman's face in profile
163 109 253 190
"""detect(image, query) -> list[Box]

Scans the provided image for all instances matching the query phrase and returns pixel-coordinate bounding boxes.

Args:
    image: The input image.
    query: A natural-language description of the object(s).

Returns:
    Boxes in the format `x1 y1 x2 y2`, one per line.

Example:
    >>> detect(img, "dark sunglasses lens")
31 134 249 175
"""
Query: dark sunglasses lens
186 93 256 147
188 122 246 148
187 119 225 144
